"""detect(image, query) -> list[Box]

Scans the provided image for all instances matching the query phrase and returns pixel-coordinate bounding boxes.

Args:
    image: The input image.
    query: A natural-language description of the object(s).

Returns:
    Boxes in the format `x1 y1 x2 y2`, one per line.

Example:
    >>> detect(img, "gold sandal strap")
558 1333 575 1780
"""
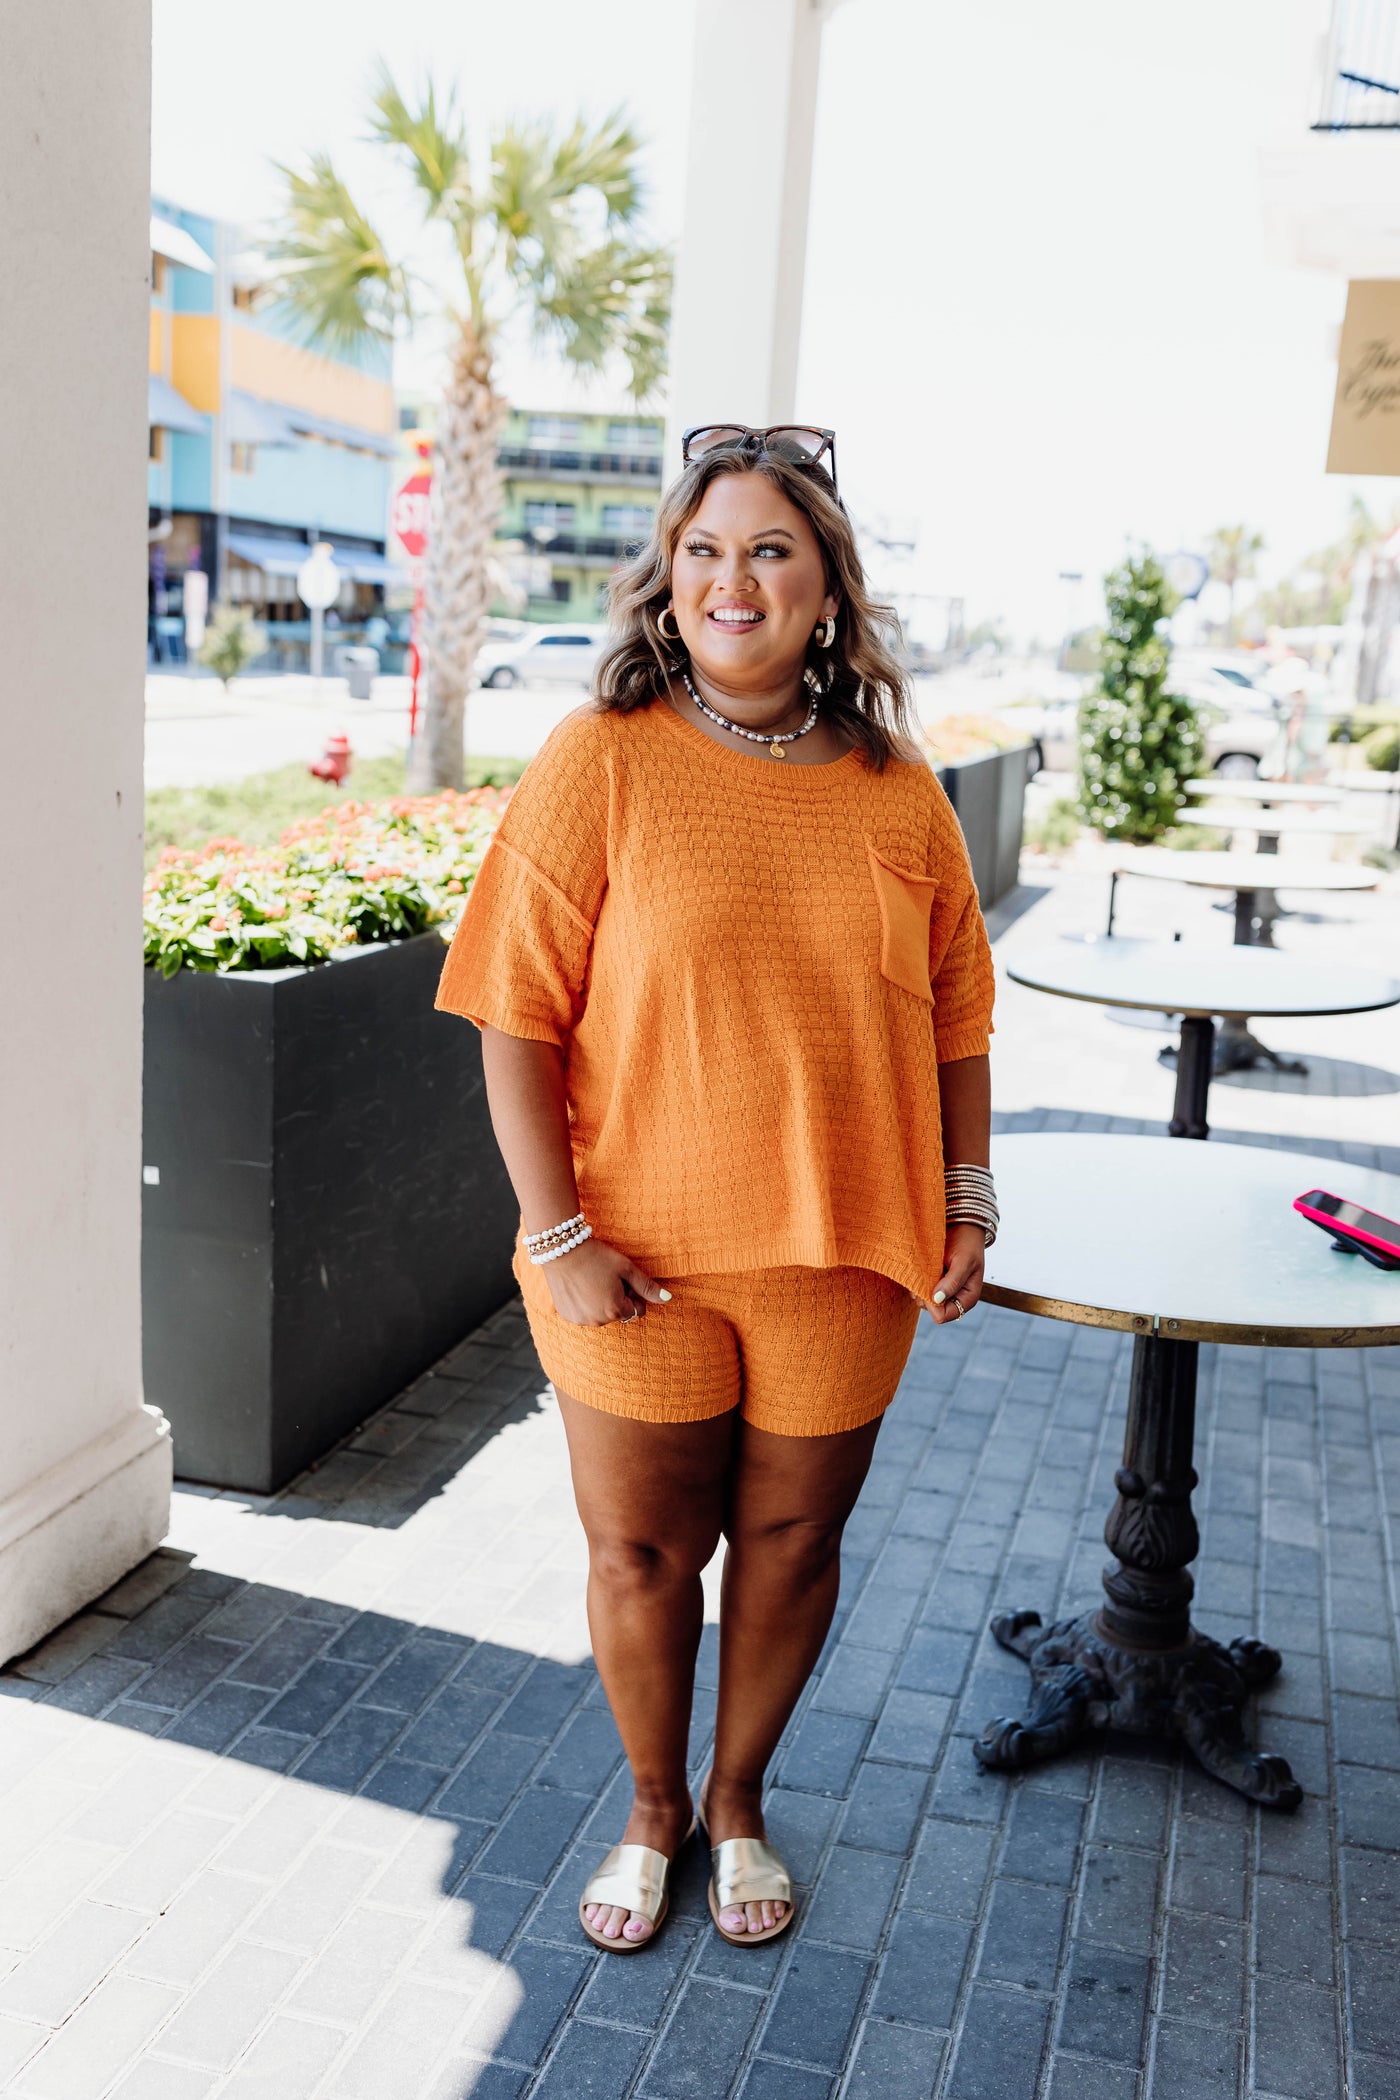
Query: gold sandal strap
581 1844 672 1924
711 1837 791 1911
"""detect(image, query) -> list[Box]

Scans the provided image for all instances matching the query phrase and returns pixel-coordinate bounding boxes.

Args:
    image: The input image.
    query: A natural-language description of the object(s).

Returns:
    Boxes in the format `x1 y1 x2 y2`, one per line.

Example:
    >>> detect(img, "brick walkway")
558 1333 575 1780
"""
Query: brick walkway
3 866 1399 2099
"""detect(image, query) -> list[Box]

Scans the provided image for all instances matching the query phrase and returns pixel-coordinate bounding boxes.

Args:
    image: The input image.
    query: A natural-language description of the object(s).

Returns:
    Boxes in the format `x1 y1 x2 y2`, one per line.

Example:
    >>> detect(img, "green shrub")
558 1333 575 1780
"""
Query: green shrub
1024 796 1081 855
198 606 263 688
1079 550 1203 844
1364 724 1400 772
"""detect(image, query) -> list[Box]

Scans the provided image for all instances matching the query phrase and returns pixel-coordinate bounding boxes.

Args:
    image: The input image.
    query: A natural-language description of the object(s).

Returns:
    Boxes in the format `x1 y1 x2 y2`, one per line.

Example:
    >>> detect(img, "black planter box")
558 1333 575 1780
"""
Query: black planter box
142 933 517 1492
936 743 1034 907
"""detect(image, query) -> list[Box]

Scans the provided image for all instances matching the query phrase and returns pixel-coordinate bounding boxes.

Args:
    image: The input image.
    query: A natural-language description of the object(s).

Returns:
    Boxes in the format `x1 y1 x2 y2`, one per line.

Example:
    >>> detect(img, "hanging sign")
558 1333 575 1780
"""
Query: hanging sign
1328 280 1400 476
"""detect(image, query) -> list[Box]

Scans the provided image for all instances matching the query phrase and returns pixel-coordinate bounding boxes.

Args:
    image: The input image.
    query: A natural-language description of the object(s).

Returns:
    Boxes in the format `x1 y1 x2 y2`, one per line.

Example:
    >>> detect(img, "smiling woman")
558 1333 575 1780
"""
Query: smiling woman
433 434 997 1961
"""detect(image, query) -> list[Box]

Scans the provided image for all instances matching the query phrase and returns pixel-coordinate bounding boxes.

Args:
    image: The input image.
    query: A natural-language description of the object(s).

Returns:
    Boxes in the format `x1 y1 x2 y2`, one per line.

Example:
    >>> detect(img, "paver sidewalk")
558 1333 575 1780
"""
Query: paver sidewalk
3 864 1399 2098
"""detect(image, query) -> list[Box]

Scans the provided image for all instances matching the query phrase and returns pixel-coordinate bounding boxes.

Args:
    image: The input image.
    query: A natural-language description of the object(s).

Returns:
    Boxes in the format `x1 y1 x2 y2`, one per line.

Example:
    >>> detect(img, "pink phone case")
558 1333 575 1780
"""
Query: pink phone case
1293 1192 1400 1261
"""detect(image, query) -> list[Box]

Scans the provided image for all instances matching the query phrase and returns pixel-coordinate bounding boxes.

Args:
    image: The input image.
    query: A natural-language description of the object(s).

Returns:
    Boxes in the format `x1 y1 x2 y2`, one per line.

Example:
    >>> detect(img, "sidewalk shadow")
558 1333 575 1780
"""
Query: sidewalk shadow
1212 1053 1400 1099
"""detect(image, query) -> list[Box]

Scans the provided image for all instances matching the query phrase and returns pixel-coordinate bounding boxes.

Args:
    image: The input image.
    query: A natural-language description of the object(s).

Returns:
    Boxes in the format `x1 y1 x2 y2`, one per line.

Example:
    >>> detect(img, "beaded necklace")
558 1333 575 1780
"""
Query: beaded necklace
679 670 819 760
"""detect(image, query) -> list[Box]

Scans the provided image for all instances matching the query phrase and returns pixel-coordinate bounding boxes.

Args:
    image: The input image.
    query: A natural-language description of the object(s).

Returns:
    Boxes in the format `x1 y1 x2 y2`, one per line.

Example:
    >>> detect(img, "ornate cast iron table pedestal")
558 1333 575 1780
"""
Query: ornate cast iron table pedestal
974 1331 1301 1808
974 1134 1400 1811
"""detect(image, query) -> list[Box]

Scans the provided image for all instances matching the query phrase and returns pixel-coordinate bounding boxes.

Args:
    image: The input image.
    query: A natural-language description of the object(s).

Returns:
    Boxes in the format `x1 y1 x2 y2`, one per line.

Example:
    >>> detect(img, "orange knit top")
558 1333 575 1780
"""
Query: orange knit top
436 700 995 1303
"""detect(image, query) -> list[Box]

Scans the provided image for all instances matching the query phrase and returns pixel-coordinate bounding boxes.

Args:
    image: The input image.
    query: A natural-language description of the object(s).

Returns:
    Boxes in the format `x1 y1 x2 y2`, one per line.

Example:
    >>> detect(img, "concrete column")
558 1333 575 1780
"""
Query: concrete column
667 0 846 459
0 0 171 1664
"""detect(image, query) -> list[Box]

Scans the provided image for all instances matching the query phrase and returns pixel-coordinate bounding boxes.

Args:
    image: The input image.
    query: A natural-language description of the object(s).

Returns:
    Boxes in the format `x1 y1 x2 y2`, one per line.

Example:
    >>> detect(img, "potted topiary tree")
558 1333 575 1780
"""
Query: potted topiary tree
1079 550 1203 843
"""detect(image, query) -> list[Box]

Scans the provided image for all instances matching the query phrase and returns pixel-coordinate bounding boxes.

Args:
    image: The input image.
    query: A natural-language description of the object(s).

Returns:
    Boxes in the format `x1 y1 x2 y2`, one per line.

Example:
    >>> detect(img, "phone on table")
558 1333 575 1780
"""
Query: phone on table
1294 1189 1400 1272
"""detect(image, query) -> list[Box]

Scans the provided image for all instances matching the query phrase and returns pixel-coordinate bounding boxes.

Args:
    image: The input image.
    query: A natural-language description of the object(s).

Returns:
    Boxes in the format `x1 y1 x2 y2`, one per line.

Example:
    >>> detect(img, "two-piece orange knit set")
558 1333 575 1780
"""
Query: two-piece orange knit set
436 702 996 1436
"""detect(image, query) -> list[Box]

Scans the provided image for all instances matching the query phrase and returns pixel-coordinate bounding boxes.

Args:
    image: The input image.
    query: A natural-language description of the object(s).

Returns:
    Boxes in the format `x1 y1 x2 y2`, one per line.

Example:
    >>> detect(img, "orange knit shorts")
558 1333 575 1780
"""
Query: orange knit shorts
516 1256 921 1438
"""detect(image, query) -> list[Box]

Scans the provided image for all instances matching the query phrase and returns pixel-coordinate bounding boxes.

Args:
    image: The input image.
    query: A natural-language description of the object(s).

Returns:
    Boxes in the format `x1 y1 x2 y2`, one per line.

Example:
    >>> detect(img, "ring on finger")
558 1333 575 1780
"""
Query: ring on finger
619 1305 640 1325
951 1295 966 1319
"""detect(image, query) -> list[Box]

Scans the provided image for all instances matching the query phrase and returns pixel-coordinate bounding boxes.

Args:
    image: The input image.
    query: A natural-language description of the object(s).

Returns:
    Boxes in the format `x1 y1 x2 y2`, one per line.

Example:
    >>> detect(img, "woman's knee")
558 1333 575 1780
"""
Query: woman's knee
589 1528 716 1595
736 1512 845 1583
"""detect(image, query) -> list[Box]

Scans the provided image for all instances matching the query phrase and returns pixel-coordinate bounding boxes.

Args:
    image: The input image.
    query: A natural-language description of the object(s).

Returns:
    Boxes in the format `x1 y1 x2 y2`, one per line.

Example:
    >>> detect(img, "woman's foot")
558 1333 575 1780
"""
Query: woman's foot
699 1774 791 1938
582 1793 694 1945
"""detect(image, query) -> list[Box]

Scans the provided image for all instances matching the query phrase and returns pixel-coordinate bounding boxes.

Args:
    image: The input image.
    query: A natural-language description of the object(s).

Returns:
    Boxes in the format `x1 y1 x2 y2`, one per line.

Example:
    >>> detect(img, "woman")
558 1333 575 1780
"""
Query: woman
437 426 996 1953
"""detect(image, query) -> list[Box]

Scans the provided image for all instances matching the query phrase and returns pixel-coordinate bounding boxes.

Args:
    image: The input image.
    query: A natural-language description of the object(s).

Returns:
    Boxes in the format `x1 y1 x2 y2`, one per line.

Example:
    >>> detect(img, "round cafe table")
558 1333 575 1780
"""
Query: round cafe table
1185 778 1343 806
1175 807 1374 851
1106 849 1378 948
974 1133 1400 1809
1005 939 1400 1137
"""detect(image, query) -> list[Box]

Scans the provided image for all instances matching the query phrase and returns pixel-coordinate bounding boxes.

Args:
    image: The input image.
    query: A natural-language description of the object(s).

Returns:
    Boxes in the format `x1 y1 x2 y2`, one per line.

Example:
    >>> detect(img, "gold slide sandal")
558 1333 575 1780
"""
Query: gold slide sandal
706 1833 795 1947
579 1823 695 1954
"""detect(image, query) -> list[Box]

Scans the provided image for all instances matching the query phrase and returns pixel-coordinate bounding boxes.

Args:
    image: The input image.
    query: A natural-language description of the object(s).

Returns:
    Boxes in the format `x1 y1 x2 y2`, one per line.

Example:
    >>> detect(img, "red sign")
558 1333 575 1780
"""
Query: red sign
392 472 431 560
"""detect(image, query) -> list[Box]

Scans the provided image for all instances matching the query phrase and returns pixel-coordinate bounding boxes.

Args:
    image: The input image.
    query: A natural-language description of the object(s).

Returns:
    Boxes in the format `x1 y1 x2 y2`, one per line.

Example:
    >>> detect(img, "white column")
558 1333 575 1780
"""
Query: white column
667 0 845 459
0 0 171 1664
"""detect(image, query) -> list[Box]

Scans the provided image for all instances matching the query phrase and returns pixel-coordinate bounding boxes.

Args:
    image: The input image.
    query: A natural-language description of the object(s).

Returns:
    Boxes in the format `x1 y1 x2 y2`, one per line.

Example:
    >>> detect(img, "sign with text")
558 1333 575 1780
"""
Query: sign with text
1328 280 1400 476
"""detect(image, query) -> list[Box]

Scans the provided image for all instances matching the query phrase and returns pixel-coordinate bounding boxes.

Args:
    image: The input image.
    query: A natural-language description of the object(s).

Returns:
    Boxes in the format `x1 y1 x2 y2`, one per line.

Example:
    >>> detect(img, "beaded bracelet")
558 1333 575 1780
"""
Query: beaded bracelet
529 1224 593 1265
524 1211 585 1250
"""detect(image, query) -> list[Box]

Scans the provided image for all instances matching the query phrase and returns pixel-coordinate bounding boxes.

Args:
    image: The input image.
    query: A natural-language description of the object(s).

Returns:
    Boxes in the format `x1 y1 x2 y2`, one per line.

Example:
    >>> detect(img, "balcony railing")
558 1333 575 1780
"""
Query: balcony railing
1314 0 1400 128
498 447 663 481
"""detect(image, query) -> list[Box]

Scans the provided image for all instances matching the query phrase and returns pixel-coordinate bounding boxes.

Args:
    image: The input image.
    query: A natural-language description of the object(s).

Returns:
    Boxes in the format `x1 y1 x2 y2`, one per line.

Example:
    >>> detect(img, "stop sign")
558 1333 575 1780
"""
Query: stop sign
392 472 432 560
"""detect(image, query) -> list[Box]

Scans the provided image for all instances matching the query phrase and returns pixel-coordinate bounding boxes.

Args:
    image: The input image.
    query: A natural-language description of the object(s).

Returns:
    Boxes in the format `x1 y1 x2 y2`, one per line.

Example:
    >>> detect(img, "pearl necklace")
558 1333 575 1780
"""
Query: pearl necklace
680 670 819 759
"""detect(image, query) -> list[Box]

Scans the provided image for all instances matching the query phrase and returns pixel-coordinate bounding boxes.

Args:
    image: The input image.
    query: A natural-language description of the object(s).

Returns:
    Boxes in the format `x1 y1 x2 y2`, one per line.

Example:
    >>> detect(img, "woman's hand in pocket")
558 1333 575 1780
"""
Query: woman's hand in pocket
545 1238 671 1326
928 1223 986 1325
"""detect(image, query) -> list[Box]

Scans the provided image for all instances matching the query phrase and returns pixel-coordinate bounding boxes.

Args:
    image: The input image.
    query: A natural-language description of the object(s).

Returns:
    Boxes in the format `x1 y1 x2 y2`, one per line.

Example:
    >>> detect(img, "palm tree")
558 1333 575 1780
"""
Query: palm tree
265 69 671 789
1204 524 1265 644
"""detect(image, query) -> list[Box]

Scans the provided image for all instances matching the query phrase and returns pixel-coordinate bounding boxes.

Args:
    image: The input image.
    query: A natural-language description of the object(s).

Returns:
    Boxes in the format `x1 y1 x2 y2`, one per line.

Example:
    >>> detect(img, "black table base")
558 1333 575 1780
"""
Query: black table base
974 1334 1304 1810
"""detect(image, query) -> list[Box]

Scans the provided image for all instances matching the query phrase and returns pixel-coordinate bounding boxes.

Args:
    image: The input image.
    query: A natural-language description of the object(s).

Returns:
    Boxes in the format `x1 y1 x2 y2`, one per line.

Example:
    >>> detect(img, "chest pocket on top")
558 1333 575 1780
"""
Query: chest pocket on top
865 842 937 1004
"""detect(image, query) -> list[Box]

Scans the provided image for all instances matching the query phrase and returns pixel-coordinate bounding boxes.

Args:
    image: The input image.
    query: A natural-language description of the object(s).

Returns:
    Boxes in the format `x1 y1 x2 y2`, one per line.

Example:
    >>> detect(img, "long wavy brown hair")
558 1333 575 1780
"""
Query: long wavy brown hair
593 445 919 769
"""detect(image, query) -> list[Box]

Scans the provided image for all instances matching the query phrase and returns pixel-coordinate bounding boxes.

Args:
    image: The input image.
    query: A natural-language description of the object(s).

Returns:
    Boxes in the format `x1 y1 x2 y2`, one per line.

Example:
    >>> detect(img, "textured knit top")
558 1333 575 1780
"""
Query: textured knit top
436 700 995 1302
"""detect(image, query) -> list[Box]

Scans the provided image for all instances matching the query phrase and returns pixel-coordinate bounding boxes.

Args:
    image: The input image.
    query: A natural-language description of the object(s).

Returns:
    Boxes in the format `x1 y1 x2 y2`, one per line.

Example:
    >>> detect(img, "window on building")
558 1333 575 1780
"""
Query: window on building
600 505 655 537
523 501 575 533
151 255 167 296
526 416 581 447
230 442 257 474
398 404 420 430
149 425 165 463
606 421 660 450
528 576 573 604
231 283 264 315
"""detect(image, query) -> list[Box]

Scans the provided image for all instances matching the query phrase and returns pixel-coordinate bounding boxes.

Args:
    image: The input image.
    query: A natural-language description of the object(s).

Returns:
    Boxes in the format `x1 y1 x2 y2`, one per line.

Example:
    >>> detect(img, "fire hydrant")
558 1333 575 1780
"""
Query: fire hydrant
309 732 352 785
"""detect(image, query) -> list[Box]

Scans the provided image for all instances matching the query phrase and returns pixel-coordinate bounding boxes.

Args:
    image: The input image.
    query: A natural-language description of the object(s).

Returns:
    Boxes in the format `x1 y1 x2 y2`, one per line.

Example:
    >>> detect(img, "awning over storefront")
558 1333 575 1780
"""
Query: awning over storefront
150 214 214 274
226 392 298 447
148 373 209 436
334 549 406 585
284 406 399 458
226 533 310 578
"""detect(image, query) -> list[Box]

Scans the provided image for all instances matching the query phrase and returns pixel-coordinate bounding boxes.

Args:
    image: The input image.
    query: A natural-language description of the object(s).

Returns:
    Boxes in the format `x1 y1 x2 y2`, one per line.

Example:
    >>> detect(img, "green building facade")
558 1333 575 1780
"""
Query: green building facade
495 408 663 620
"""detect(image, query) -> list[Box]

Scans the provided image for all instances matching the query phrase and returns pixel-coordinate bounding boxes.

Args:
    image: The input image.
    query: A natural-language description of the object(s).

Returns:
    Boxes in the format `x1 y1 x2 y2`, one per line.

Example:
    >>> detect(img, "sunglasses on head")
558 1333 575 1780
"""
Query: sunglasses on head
682 424 838 495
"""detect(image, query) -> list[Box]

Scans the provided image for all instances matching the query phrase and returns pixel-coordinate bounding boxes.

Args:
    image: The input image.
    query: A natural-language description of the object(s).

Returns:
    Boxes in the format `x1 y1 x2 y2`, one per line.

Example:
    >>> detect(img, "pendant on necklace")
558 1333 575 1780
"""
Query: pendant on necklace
771 742 786 758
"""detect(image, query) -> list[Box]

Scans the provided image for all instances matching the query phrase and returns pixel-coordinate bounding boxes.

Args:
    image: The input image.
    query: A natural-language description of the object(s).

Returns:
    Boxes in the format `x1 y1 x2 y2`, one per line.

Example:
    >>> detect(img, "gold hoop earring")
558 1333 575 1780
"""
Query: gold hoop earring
816 617 836 649
658 607 681 641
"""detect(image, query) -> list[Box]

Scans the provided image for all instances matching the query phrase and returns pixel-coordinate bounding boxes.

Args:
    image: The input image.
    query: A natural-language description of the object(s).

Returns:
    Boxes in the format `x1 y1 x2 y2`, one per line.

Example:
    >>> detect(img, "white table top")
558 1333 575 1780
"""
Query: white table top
1186 779 1343 805
1114 849 1380 895
1005 939 1400 1020
982 1133 1400 1346
1335 771 1400 792
1177 808 1375 838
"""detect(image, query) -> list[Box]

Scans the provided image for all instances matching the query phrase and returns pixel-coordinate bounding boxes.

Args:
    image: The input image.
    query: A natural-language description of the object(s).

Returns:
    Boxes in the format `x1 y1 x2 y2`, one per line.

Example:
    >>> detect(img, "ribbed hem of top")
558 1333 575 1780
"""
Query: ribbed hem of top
935 1023 992 1062
609 1230 942 1311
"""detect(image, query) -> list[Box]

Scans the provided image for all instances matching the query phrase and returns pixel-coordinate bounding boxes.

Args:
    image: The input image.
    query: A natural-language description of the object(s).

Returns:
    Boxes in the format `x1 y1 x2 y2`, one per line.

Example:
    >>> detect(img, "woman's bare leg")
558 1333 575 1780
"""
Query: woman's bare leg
558 1392 735 1943
708 1415 884 1934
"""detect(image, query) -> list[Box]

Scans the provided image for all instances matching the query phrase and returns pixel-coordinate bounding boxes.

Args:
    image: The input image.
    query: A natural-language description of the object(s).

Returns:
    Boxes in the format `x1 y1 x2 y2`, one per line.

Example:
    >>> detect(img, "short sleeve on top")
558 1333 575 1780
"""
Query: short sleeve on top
435 710 611 1044
925 778 996 1062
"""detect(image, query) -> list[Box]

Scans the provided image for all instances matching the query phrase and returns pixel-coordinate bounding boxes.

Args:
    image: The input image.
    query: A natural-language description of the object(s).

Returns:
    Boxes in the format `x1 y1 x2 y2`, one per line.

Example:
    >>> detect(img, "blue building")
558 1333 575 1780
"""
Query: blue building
148 200 399 665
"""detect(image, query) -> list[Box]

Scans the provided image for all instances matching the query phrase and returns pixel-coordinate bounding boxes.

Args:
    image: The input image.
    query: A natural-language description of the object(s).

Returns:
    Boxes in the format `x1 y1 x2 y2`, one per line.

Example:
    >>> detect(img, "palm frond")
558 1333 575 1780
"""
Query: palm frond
487 110 644 278
367 62 473 224
263 152 409 353
533 240 672 400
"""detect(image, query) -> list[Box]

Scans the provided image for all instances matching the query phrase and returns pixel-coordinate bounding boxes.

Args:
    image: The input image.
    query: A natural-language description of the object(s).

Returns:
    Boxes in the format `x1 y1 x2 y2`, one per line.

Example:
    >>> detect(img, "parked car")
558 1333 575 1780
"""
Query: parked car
474 624 605 689
1029 676 1280 780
